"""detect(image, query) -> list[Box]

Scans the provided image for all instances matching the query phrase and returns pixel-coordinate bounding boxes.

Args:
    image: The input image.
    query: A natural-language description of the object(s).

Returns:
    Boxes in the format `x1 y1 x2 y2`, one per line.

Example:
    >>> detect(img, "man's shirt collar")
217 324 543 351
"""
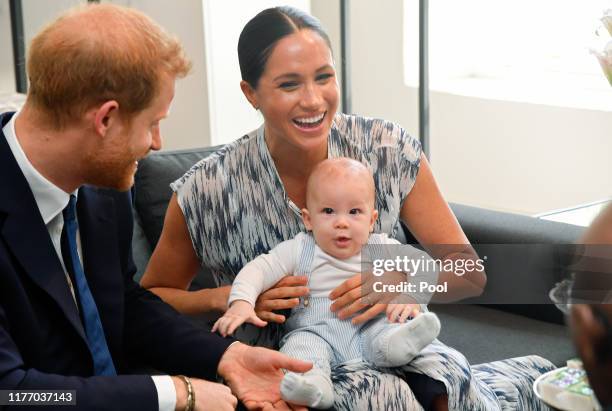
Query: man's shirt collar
3 112 77 223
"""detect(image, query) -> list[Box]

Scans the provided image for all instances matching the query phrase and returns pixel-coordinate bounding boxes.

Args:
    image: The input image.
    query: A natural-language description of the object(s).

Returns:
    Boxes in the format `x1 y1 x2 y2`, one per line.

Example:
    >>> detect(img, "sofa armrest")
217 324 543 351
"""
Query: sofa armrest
403 203 585 324
449 203 584 244
133 146 224 249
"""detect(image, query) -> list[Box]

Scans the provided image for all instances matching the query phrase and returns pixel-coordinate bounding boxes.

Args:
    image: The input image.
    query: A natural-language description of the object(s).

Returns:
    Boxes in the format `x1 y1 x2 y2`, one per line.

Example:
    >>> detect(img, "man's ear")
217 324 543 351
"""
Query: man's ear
370 210 379 232
302 208 313 231
240 80 259 110
92 100 120 137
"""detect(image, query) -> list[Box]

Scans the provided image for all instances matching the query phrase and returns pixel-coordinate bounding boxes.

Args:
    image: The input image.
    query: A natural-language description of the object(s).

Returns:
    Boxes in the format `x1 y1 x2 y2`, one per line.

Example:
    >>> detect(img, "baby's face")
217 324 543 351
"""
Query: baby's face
302 175 378 259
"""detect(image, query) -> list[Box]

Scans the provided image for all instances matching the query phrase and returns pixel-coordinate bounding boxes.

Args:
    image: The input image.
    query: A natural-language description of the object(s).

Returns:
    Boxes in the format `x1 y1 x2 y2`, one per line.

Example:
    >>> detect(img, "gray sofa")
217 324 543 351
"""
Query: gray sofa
131 146 584 367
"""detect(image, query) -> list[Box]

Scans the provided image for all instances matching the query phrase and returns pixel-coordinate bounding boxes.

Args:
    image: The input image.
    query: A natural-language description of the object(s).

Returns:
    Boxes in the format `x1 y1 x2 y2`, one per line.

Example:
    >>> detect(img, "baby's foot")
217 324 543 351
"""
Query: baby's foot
375 312 441 367
280 371 334 409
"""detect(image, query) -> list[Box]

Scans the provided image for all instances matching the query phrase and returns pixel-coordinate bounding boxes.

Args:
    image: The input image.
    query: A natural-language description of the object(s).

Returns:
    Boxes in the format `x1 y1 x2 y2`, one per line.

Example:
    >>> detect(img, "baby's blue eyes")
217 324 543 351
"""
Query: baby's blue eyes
321 208 362 215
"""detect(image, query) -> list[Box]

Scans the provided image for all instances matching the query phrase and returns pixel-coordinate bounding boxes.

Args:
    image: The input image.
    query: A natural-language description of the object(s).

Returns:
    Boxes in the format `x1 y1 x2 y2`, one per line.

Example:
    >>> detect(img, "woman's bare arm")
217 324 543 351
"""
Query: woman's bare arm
400 154 486 302
140 194 230 314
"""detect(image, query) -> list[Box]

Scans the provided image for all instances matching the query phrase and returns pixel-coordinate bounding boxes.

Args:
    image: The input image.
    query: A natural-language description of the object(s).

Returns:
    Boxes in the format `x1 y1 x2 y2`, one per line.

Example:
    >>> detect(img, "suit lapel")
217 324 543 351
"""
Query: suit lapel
77 187 123 354
0 112 87 344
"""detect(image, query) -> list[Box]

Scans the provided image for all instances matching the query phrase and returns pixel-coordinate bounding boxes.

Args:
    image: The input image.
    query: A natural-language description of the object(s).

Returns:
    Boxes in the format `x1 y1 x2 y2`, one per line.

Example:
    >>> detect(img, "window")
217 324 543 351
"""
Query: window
404 0 612 110
396 0 612 219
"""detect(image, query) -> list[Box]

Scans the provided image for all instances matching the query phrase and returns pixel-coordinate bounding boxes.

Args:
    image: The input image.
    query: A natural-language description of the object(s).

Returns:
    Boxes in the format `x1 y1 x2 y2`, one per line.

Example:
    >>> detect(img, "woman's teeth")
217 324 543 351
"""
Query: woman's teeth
293 112 325 128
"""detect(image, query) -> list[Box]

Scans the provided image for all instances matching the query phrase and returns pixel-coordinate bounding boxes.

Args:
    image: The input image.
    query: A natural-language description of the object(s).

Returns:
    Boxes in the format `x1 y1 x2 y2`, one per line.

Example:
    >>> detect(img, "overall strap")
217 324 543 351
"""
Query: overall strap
294 232 316 309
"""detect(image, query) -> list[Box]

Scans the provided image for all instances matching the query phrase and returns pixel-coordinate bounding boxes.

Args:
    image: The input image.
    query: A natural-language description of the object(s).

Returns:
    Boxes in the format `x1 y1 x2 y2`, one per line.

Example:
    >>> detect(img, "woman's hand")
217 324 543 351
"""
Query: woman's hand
400 155 487 302
254 276 309 323
328 273 382 325
329 271 406 324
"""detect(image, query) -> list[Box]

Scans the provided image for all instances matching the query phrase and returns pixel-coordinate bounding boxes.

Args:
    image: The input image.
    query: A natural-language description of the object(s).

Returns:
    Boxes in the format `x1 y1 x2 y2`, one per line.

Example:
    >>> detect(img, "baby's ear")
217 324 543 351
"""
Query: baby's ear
370 210 379 232
302 208 313 230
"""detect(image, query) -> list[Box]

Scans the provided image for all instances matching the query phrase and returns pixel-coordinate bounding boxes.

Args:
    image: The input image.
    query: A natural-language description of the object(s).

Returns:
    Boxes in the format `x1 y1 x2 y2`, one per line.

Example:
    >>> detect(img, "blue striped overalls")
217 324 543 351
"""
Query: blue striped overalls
279 233 421 374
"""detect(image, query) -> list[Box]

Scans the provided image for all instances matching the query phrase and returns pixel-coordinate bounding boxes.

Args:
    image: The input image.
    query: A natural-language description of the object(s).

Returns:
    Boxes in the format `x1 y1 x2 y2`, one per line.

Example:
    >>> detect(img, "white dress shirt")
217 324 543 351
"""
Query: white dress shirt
3 112 176 411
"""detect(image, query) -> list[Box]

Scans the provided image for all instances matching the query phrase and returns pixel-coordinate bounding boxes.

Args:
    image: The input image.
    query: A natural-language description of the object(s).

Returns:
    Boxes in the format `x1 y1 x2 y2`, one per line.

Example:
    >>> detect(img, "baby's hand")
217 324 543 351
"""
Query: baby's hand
212 300 267 337
386 303 420 323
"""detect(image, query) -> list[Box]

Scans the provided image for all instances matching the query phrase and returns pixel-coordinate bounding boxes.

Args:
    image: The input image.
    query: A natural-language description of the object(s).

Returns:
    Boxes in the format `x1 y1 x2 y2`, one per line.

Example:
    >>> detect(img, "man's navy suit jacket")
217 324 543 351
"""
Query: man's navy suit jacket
0 112 233 410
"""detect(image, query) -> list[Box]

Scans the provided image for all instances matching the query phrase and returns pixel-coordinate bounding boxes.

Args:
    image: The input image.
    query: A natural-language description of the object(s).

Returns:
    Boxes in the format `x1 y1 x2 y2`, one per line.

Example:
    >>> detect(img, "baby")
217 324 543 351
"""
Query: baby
213 157 441 409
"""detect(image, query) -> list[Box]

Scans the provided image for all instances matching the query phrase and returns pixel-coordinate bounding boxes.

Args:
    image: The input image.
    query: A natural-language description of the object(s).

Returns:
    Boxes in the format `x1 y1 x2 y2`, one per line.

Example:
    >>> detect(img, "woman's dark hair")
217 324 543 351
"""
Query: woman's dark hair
238 6 332 89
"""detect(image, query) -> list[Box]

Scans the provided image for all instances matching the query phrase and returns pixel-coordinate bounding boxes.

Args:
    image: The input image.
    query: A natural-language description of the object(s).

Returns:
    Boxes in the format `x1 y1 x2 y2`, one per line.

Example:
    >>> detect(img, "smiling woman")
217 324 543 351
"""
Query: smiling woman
238 8 338 181
239 27 338 171
140 6 555 410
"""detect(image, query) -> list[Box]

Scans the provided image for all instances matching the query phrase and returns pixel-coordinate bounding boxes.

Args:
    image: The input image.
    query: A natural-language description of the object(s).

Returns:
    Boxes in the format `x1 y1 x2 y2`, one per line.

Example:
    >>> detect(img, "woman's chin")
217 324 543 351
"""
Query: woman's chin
287 123 332 151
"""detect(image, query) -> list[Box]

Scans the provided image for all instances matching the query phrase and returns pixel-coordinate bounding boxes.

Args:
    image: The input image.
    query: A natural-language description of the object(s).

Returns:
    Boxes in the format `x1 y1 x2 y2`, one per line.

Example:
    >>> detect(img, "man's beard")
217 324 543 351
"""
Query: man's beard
84 151 137 191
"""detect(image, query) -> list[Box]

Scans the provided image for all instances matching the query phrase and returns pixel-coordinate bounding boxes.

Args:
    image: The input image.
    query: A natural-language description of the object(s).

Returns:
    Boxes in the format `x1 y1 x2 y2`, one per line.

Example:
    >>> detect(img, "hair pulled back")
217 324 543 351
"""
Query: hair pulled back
238 6 331 89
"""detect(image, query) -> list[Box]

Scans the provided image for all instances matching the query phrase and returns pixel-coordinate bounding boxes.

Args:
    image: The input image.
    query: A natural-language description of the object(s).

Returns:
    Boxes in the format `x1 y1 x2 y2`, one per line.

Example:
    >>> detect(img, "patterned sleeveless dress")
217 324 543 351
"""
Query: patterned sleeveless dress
172 113 554 410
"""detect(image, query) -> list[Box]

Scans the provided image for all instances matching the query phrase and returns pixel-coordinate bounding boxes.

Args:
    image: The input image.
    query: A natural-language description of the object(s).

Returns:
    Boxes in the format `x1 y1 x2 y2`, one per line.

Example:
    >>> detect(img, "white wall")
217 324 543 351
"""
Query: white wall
0 0 84 94
0 1 16 93
349 0 612 215
430 93 612 214
21 0 83 45
1 0 211 151
203 0 310 146
311 0 341 95
109 0 211 150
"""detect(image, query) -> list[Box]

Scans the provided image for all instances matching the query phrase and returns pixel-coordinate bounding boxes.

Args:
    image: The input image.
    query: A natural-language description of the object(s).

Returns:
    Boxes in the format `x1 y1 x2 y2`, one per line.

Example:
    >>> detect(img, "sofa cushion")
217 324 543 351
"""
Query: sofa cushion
400 204 584 325
433 304 574 366
134 146 224 250
452 204 584 325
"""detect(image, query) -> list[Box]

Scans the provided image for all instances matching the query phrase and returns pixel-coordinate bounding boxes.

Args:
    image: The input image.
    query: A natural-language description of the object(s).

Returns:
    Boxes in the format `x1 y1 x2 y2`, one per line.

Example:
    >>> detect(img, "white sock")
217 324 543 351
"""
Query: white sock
280 371 334 409
372 312 441 367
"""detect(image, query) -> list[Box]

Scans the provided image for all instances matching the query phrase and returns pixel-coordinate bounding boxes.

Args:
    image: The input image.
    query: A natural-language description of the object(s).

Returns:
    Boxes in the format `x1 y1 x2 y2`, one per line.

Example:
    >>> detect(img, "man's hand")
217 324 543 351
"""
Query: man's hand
218 342 312 410
386 303 420 323
212 300 267 337
254 276 309 324
172 376 237 411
